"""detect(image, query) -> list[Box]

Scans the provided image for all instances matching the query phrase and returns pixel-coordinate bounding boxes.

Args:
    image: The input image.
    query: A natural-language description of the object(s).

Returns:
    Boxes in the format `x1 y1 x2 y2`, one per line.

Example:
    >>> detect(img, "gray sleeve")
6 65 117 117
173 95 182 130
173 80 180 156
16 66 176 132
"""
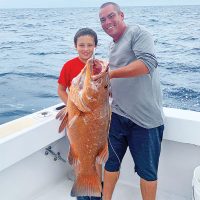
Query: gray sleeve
131 26 158 73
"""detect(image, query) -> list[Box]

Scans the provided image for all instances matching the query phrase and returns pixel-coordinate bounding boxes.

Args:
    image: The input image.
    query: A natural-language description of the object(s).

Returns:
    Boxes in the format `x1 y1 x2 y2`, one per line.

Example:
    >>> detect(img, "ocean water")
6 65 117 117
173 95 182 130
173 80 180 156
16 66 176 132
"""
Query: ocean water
0 6 200 125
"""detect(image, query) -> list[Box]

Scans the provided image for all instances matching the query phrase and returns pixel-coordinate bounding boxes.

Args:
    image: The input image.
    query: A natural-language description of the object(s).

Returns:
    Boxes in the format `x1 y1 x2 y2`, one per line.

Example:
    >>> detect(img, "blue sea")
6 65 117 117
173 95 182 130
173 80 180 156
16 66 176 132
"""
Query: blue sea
0 6 200 125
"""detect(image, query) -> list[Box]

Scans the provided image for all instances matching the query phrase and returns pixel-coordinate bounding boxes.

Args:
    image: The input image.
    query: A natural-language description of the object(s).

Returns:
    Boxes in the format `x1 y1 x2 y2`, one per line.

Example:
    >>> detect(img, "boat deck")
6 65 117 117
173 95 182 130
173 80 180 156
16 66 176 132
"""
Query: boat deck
34 179 188 200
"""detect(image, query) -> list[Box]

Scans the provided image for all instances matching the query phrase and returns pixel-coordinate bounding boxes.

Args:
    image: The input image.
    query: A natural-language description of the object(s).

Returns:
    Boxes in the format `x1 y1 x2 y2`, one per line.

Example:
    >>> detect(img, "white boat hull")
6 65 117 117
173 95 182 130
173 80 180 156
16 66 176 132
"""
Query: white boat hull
0 104 200 199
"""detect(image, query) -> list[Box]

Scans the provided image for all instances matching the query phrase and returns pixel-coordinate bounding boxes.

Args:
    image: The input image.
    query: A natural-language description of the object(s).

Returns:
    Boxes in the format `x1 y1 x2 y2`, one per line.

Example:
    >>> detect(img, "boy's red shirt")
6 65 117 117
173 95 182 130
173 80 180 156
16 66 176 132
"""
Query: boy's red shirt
58 57 85 88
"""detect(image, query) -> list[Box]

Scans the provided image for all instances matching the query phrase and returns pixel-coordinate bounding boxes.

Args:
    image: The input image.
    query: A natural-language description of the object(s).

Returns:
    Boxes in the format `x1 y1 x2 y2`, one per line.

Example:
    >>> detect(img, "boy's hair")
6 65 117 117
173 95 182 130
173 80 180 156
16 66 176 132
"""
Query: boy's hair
100 2 121 13
74 28 98 46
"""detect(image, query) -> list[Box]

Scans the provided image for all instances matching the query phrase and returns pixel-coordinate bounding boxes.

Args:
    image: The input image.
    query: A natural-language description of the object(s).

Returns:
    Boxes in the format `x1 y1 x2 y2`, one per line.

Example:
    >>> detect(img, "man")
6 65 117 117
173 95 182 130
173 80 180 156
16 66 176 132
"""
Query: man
99 2 164 200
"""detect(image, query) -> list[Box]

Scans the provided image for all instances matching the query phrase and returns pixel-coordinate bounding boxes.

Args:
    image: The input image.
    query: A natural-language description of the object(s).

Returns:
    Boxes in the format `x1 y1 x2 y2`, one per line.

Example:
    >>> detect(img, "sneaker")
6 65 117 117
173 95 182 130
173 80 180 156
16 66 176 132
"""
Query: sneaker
76 197 90 200
76 196 102 200
91 197 102 200
76 182 103 200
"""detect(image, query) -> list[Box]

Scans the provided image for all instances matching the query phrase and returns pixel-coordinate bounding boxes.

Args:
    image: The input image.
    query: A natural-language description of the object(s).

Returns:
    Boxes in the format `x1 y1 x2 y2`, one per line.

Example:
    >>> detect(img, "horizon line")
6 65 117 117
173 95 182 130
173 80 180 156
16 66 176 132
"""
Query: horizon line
0 4 200 9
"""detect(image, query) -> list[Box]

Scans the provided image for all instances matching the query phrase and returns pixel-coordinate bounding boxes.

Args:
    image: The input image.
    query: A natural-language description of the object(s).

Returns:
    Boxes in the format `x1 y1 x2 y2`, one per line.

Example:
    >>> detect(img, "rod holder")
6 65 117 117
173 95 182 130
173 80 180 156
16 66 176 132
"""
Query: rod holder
45 146 66 163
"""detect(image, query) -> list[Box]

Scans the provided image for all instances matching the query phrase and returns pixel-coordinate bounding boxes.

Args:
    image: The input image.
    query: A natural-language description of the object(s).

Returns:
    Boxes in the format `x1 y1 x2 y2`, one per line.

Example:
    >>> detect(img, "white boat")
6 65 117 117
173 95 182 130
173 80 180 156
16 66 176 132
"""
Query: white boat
0 103 200 200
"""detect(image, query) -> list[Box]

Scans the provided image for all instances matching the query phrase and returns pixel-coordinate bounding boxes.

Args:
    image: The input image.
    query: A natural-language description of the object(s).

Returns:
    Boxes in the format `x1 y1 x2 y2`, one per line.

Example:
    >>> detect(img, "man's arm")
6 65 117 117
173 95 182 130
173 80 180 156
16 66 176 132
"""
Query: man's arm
109 60 149 79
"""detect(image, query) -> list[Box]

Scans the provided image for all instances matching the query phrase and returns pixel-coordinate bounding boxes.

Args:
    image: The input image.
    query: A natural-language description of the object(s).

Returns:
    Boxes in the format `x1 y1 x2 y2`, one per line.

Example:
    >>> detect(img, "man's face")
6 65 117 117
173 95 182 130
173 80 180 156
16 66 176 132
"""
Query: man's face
99 5 124 40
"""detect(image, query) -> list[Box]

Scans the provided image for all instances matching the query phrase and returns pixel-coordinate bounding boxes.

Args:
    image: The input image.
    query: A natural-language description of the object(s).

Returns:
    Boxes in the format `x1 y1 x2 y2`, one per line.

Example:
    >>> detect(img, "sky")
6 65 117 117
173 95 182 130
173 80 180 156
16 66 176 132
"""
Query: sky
0 0 200 8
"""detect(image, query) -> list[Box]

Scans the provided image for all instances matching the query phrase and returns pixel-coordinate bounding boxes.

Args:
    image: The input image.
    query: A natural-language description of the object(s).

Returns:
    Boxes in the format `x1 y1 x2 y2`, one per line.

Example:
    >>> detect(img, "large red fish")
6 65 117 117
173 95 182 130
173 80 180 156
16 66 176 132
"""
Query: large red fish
57 58 111 197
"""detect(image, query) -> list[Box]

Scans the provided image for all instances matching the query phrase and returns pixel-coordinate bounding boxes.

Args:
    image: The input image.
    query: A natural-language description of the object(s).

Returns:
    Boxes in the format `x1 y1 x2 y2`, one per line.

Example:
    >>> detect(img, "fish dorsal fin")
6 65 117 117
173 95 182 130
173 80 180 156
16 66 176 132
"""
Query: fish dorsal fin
96 143 108 164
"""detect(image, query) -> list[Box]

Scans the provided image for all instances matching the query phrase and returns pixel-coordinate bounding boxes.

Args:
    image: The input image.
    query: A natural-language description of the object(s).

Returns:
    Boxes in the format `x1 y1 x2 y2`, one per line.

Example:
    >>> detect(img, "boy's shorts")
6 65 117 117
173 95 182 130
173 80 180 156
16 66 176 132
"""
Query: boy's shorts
105 112 164 181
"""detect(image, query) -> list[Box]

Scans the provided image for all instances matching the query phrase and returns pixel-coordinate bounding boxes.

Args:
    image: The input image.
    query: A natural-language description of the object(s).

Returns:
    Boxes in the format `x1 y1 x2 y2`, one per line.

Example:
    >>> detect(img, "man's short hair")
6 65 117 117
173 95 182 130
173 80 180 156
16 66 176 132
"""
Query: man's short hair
100 2 121 13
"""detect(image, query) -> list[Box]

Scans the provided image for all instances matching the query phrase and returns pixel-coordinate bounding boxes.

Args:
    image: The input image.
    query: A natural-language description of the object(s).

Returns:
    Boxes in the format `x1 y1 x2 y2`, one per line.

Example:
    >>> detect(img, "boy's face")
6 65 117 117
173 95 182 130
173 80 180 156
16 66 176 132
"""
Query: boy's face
75 35 96 63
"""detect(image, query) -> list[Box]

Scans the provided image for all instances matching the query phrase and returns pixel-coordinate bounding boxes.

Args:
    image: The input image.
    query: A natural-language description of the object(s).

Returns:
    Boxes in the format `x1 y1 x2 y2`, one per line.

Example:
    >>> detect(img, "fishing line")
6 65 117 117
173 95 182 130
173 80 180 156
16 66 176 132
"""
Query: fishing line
108 135 121 169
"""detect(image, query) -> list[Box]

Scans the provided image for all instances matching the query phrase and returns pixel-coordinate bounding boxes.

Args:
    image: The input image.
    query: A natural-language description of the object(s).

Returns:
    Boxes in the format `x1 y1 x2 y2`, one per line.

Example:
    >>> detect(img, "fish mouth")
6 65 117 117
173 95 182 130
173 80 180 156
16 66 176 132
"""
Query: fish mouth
92 61 102 75
91 59 108 81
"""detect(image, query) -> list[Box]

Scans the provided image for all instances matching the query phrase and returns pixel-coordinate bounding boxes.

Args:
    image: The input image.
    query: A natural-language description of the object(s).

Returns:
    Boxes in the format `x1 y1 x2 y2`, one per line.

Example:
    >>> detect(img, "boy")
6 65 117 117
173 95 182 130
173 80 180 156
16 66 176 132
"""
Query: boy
57 28 102 200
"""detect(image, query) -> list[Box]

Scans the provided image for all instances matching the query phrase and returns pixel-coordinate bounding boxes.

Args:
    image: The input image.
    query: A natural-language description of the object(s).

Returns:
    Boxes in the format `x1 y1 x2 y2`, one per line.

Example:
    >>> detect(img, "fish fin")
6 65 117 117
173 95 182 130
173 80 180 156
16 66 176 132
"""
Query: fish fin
69 84 92 113
68 145 80 167
56 107 67 120
71 173 102 197
58 112 68 133
70 93 91 113
96 143 108 164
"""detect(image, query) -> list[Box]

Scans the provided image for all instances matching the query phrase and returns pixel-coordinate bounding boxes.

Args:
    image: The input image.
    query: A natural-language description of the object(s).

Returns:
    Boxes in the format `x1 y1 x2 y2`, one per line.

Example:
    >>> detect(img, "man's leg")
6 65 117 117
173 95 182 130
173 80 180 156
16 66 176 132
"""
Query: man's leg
103 170 119 200
103 113 128 200
140 178 157 200
127 124 164 200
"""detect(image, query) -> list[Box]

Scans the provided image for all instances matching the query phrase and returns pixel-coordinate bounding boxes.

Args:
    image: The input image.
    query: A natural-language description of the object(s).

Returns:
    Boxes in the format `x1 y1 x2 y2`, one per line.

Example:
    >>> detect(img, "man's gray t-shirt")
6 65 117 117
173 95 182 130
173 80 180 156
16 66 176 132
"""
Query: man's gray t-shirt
109 25 164 128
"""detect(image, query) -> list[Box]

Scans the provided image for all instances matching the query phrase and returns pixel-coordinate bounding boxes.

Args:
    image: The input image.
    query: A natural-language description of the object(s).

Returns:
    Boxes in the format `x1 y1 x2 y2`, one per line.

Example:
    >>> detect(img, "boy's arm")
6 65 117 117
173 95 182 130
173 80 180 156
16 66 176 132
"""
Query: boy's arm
57 84 68 105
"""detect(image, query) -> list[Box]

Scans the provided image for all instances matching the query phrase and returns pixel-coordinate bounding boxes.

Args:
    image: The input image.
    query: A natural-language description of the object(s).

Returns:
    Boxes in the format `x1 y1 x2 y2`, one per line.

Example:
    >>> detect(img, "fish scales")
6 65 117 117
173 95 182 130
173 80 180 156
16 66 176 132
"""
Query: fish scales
57 58 111 197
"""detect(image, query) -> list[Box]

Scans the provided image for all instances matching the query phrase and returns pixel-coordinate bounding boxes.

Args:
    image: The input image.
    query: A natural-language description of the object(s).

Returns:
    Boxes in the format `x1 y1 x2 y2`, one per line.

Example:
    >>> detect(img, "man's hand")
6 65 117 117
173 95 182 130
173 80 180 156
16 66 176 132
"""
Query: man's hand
109 70 114 79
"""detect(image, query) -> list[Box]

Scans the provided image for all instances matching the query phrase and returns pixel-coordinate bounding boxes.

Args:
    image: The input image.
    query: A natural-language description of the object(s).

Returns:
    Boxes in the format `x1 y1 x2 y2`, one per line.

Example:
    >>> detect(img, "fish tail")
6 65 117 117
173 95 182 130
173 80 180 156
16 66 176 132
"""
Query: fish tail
71 172 102 197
